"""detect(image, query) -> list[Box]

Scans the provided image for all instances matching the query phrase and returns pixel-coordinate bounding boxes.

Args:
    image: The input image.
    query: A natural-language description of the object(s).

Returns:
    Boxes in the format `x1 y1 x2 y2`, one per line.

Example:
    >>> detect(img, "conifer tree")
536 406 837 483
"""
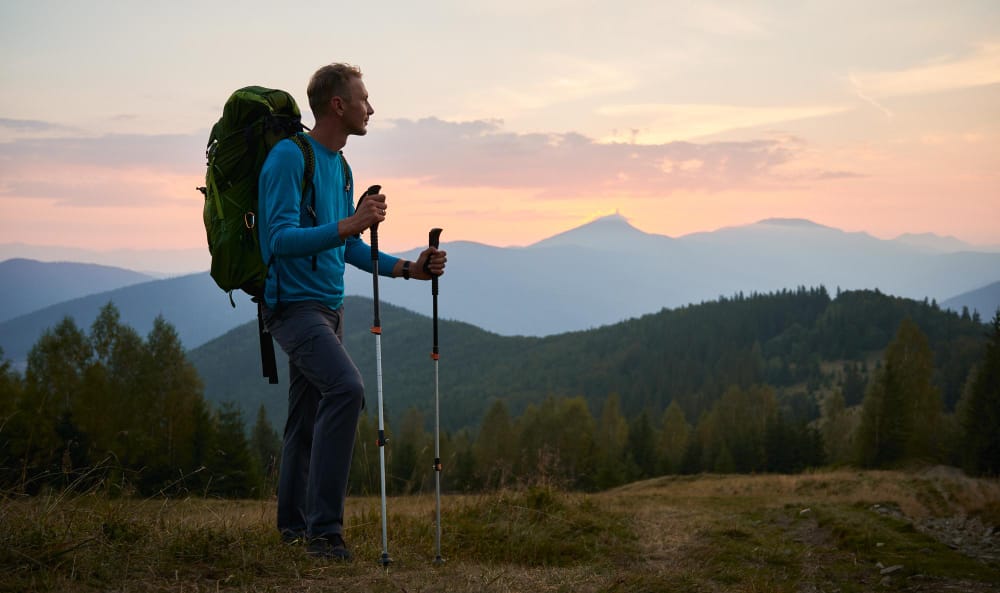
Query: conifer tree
820 391 855 465
0 349 22 483
553 397 597 489
349 413 379 495
659 400 690 474
626 409 658 480
205 402 262 498
390 407 427 494
473 399 515 488
856 318 942 467
958 311 1000 475
17 317 92 488
595 393 629 489
250 404 281 491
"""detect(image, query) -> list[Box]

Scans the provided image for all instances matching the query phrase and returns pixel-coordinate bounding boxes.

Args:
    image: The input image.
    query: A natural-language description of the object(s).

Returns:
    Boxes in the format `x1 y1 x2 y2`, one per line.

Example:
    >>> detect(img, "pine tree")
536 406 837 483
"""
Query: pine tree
820 391 855 465
659 400 690 474
250 404 281 493
17 317 92 489
205 402 263 498
0 349 23 485
856 318 942 467
626 409 658 480
390 407 427 494
349 413 379 495
957 311 1000 475
595 393 629 489
473 400 515 488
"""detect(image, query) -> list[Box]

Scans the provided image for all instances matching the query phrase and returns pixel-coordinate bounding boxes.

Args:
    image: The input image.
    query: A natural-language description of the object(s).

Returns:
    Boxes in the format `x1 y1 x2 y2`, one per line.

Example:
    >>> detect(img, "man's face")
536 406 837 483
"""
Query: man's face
341 77 374 136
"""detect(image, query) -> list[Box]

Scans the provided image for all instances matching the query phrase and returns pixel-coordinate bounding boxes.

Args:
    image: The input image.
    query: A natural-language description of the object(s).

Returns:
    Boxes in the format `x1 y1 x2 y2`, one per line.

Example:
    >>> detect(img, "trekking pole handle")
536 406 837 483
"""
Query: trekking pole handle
358 185 382 329
428 228 442 295
429 228 442 356
357 185 382 253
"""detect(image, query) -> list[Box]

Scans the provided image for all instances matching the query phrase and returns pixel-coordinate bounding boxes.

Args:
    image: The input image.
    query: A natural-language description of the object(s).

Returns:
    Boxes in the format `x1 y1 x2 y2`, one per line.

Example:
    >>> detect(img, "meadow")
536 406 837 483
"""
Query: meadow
2 467 999 592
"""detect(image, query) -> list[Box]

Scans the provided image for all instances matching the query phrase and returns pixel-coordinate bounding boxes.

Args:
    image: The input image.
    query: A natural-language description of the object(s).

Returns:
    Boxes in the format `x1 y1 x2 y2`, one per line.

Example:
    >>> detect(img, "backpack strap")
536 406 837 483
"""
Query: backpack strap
257 300 278 384
340 152 352 195
290 134 318 271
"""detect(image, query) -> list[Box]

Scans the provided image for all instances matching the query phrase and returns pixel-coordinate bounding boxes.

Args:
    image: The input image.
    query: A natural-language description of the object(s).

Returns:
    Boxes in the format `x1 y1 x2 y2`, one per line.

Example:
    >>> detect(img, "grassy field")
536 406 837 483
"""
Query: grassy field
2 468 999 592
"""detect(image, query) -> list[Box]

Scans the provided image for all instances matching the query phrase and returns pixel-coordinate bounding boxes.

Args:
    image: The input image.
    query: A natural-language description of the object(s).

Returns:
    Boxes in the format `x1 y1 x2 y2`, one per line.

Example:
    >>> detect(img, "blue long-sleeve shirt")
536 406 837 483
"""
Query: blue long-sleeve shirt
258 133 399 310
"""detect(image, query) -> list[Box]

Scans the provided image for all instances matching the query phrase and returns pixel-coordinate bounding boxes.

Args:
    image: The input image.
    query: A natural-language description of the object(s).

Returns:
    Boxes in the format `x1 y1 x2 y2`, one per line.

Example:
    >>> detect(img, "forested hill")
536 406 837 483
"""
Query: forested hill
189 287 988 434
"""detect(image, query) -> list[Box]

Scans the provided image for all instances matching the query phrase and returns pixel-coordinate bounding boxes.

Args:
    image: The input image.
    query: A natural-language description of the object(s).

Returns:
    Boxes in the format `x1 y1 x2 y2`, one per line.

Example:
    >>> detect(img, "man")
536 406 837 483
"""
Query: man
258 63 446 560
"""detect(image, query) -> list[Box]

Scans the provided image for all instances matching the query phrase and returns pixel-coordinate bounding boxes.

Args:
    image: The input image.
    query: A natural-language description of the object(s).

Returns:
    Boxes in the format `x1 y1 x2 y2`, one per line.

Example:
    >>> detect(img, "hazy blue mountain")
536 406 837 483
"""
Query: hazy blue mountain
0 272 256 365
0 258 154 323
891 232 983 253
941 280 1000 319
4 216 999 360
345 215 1000 336
0 242 208 276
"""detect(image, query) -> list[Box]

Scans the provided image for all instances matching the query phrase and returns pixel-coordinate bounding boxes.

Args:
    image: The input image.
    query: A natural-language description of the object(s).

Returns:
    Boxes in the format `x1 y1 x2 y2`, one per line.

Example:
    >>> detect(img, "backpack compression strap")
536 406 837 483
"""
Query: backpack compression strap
290 134 318 271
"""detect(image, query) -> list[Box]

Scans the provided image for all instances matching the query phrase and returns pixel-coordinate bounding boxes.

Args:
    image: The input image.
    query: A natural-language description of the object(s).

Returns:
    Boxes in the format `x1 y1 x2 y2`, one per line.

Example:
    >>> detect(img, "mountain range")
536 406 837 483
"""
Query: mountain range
347 215 1000 335
1 216 998 367
187 288 986 435
0 258 154 323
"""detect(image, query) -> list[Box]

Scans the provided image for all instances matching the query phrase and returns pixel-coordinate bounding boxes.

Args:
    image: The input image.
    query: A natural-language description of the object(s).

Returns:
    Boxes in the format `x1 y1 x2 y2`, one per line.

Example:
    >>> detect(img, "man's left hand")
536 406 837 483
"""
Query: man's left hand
411 247 447 280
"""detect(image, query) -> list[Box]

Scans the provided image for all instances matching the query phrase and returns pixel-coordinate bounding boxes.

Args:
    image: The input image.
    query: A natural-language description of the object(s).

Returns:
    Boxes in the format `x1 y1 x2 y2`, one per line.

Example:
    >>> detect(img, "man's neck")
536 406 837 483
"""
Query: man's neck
309 121 348 153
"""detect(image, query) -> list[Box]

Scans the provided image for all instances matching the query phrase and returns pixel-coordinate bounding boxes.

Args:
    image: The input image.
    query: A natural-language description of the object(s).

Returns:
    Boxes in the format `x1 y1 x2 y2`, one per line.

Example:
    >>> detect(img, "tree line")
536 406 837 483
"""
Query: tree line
2 296 998 499
0 304 275 497
352 311 999 494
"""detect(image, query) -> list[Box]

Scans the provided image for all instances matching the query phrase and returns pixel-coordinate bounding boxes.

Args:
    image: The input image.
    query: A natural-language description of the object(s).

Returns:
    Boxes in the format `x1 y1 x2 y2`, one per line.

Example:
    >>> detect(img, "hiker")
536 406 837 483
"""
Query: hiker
257 63 447 560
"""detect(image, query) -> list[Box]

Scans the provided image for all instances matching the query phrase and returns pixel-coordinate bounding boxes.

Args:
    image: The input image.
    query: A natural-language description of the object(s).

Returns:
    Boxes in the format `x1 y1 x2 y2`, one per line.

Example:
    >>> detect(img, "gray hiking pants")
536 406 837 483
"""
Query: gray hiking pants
262 301 364 539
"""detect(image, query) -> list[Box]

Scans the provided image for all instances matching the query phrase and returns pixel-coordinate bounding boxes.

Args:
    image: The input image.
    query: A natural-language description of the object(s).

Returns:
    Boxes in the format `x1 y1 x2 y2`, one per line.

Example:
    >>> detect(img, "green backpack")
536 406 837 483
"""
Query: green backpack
199 86 316 383
200 86 315 301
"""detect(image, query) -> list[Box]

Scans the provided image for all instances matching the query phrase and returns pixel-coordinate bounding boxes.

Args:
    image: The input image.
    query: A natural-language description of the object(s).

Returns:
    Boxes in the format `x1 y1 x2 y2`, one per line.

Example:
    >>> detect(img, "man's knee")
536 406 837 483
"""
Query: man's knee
342 374 365 407
327 371 364 409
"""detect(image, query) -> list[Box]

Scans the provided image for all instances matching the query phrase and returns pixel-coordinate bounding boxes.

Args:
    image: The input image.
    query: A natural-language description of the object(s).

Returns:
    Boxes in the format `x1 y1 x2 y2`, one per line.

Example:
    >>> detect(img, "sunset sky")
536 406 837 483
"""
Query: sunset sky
1 0 998 257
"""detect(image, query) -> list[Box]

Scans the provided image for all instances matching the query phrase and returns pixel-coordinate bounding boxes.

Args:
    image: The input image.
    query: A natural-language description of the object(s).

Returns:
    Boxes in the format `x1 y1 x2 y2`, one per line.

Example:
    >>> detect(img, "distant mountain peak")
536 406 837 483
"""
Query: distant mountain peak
530 211 668 249
892 232 972 253
592 210 630 224
755 218 830 229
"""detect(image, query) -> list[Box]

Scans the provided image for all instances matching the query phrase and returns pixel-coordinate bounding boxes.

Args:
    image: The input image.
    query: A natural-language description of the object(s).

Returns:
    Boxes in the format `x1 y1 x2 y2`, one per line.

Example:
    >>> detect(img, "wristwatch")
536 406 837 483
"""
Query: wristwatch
402 260 411 280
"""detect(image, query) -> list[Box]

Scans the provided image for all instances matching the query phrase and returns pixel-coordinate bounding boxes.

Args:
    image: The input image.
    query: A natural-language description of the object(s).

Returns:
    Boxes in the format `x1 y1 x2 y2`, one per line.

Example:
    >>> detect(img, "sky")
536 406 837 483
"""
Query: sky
1 0 998 258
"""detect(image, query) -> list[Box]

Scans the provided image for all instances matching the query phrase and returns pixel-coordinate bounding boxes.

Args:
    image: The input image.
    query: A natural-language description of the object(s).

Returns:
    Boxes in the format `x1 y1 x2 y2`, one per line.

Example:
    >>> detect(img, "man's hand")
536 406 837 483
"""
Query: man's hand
411 247 447 280
339 191 387 238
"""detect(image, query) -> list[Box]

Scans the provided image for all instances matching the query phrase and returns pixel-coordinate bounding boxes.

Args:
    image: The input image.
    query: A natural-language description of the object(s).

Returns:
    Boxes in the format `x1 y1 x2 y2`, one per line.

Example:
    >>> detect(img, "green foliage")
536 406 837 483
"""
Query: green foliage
0 303 237 496
958 310 1000 476
194 288 984 447
204 402 263 498
856 319 943 468
250 404 281 493
472 399 515 488
659 400 690 474
6 289 992 500
821 391 856 465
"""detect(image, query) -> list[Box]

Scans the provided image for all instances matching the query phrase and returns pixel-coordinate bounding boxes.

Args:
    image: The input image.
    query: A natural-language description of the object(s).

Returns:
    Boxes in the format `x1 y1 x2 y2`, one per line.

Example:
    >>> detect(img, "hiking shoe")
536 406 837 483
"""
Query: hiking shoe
307 534 351 560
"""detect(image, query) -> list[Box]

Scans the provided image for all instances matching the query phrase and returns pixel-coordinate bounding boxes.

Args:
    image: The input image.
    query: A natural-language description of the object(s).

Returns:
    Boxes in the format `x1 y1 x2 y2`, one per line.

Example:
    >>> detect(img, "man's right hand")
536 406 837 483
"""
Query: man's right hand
339 191 387 238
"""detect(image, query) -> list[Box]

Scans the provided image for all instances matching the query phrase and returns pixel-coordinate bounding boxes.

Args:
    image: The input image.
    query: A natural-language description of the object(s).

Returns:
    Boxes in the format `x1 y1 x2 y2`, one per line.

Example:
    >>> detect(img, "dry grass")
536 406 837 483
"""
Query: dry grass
2 468 999 592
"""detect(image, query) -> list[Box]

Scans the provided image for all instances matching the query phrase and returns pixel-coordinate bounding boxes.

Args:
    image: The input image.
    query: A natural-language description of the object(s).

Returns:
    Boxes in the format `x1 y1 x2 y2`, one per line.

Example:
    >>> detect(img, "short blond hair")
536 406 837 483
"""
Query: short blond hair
307 63 363 117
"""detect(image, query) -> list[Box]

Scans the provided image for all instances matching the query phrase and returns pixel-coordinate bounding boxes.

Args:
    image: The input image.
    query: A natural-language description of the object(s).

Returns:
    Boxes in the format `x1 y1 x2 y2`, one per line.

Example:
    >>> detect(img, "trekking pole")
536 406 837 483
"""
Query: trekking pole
360 184 392 568
427 228 444 565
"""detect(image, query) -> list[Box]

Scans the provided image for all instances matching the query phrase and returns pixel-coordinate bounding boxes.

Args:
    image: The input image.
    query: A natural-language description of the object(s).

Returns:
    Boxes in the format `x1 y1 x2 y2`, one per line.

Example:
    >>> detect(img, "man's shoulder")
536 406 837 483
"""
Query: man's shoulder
263 136 307 171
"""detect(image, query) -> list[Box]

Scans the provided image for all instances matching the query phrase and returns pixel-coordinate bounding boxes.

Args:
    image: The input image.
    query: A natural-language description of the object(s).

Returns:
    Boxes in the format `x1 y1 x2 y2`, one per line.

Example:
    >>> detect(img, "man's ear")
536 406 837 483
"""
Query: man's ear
331 96 345 116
